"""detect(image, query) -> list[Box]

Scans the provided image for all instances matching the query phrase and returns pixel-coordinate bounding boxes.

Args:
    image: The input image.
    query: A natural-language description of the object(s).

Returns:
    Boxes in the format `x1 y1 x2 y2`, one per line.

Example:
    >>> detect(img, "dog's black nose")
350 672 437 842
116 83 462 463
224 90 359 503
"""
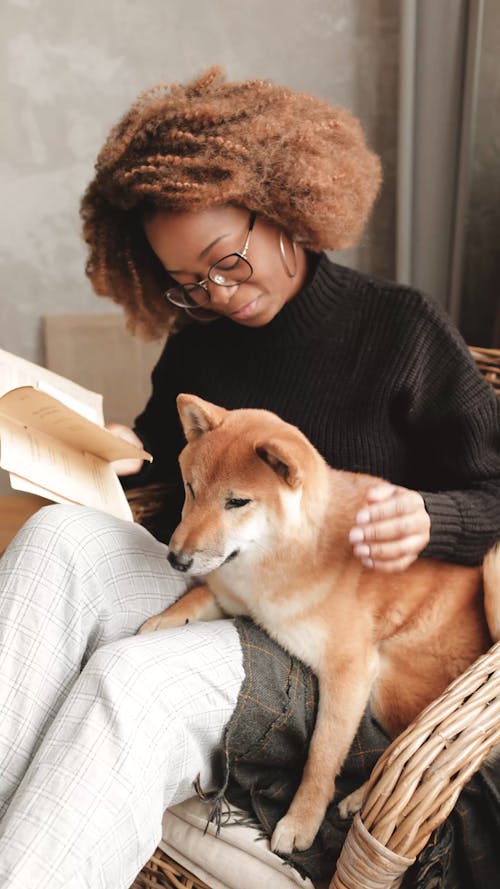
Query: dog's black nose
167 550 193 573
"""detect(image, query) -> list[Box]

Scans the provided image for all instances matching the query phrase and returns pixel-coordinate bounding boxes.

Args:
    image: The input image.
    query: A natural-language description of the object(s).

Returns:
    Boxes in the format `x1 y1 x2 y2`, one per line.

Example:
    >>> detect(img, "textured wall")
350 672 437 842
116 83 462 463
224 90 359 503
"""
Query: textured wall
1 0 400 366
460 0 500 347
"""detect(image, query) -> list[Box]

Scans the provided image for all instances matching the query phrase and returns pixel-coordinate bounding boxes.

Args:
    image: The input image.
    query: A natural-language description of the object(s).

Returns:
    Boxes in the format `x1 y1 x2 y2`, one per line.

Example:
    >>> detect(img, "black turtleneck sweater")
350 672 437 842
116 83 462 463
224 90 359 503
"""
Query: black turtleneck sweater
126 254 500 565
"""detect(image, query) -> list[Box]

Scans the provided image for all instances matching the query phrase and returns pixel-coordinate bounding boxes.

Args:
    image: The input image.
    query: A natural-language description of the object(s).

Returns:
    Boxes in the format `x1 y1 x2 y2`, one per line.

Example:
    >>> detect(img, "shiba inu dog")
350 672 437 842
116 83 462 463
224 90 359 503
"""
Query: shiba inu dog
140 394 500 855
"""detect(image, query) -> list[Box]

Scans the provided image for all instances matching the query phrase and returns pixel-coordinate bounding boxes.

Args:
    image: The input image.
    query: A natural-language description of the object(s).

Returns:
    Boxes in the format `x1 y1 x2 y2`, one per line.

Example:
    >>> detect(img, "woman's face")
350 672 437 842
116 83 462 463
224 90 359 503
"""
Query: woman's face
143 204 308 327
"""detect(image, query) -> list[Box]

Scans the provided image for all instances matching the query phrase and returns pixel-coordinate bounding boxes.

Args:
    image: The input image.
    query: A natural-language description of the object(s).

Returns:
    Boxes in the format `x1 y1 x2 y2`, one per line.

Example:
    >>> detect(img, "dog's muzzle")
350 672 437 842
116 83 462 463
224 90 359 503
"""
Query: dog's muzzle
167 550 193 573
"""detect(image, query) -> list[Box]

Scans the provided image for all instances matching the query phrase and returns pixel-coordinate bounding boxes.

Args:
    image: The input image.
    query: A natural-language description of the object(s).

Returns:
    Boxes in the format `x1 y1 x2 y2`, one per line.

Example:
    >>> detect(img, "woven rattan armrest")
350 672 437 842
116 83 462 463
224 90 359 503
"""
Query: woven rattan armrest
469 346 500 396
131 850 210 888
126 481 176 530
331 640 500 889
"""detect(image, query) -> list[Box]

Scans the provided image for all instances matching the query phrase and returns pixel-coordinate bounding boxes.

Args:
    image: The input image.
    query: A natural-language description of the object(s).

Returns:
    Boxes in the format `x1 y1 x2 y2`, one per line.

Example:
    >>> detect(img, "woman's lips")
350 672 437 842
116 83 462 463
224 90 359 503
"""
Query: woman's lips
229 297 260 320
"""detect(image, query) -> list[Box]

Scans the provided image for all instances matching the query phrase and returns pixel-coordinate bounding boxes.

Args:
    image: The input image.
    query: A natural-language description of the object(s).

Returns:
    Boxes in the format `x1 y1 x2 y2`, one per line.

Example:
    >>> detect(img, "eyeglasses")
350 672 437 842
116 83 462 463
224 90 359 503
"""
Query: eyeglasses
164 212 256 317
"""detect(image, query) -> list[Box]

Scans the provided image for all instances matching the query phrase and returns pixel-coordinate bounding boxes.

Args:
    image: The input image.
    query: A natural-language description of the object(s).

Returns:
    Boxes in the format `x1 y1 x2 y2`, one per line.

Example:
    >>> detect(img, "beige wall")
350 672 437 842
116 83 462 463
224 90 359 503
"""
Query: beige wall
1 0 400 494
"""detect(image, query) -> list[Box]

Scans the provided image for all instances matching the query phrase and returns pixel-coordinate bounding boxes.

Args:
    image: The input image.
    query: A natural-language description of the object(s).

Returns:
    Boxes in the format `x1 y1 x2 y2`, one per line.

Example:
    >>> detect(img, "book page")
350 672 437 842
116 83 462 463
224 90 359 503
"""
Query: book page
0 387 152 463
36 380 101 423
0 417 133 521
9 473 79 505
0 347 103 423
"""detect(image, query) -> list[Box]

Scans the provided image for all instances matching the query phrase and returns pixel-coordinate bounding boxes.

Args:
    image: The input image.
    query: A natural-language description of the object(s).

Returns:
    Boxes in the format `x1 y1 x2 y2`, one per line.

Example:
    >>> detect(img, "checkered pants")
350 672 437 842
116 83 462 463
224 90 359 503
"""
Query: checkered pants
0 505 244 889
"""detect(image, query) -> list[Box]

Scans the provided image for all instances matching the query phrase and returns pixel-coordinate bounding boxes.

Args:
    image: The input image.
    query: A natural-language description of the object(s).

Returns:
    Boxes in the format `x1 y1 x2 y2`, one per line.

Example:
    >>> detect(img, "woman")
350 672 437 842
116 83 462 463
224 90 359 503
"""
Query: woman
0 68 498 889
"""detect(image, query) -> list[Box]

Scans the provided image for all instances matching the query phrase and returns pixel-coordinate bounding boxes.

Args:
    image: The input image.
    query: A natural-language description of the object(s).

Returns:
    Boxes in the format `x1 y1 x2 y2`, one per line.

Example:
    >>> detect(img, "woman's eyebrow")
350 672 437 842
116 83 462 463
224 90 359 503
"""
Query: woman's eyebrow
166 233 230 274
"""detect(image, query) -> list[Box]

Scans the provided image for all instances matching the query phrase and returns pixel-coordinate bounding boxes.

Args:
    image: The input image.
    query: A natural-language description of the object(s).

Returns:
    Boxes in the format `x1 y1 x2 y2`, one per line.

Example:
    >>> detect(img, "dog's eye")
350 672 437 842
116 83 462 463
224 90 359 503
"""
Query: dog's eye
225 498 251 510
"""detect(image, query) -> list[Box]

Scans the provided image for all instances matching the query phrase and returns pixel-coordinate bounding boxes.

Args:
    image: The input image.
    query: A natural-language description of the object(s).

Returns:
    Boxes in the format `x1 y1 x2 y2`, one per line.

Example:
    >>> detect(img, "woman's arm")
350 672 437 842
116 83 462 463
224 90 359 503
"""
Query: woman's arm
114 336 187 541
350 294 500 570
411 350 499 565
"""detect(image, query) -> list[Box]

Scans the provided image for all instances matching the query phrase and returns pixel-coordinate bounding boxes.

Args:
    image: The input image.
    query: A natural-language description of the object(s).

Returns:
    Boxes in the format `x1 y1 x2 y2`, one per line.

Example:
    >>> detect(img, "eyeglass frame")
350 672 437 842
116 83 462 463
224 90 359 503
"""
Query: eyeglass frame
164 211 257 312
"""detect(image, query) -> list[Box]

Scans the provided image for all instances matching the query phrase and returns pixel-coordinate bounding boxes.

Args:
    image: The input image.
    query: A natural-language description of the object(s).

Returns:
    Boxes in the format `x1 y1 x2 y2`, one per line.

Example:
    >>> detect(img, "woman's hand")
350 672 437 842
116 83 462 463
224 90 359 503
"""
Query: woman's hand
105 422 145 476
349 482 431 573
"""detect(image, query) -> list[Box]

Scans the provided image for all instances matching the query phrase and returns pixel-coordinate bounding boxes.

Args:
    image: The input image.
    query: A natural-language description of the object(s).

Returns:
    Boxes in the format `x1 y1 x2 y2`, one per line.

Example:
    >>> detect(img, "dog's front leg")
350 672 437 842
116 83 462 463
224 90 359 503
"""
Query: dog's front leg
271 648 376 854
139 584 225 633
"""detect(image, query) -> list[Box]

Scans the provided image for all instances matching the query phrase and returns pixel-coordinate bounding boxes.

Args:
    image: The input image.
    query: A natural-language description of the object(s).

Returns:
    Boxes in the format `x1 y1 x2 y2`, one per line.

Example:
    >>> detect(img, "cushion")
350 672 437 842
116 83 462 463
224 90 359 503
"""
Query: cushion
161 796 318 889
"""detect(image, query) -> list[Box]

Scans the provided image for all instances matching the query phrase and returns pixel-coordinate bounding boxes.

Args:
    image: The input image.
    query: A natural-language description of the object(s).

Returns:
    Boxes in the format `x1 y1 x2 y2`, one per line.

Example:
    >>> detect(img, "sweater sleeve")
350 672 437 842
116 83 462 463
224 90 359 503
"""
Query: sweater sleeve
121 335 186 541
400 297 500 565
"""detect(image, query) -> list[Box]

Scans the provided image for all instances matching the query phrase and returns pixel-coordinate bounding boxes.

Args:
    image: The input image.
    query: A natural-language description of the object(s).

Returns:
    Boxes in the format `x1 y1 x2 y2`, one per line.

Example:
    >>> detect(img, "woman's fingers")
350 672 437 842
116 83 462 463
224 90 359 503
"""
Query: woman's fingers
351 511 425 543
349 484 430 572
105 422 145 476
352 534 426 561
105 422 143 448
110 456 145 476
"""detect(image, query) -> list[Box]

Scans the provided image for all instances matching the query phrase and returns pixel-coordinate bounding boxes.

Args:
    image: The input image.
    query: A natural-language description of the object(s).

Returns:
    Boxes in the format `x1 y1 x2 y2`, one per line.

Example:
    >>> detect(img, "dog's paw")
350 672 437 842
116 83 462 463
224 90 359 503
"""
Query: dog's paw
137 614 164 634
137 603 194 635
338 783 366 819
138 612 187 634
270 813 319 854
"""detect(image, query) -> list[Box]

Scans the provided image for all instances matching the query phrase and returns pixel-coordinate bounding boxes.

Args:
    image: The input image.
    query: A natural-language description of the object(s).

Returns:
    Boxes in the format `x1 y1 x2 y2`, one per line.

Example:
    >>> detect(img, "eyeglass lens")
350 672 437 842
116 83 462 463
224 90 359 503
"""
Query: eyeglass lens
167 254 252 308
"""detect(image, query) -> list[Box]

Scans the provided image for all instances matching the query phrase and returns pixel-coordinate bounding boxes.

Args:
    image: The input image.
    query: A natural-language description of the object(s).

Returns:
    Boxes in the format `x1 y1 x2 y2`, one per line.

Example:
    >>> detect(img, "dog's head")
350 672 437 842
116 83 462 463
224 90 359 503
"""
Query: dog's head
167 394 327 576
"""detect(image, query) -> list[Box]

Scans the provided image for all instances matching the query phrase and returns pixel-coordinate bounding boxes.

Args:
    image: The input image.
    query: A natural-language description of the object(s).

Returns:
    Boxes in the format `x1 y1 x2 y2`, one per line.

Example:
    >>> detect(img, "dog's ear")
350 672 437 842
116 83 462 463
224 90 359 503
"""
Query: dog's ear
177 394 227 442
255 438 303 489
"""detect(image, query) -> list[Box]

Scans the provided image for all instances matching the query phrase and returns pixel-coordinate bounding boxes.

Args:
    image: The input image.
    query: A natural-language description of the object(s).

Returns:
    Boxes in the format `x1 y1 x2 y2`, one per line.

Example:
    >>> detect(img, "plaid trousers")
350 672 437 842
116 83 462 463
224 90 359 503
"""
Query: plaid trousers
0 505 244 889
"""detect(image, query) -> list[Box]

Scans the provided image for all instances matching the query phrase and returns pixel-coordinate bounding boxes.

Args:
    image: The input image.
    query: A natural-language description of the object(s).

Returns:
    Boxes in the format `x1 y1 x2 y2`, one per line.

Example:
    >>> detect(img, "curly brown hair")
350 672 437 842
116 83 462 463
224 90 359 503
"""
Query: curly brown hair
81 67 382 338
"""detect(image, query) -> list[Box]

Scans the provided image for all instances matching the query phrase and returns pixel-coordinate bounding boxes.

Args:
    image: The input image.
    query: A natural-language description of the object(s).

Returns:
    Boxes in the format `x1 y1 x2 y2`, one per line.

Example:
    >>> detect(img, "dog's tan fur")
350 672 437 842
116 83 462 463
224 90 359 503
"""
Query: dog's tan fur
140 395 500 854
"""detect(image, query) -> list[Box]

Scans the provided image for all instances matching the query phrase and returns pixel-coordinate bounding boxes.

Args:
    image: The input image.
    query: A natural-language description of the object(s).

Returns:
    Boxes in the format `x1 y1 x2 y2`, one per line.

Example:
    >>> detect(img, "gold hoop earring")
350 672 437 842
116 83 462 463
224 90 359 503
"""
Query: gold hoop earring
279 230 298 278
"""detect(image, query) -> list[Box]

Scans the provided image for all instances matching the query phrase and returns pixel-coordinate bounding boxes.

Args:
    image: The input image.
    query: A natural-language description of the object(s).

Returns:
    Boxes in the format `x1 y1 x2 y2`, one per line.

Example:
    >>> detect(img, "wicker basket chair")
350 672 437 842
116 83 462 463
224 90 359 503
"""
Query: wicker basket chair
129 346 500 889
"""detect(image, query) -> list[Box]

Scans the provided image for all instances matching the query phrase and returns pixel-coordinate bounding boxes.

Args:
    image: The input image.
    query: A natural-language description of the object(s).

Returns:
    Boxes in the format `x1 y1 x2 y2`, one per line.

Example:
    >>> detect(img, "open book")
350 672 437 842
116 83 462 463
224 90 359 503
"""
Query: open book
0 348 152 521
